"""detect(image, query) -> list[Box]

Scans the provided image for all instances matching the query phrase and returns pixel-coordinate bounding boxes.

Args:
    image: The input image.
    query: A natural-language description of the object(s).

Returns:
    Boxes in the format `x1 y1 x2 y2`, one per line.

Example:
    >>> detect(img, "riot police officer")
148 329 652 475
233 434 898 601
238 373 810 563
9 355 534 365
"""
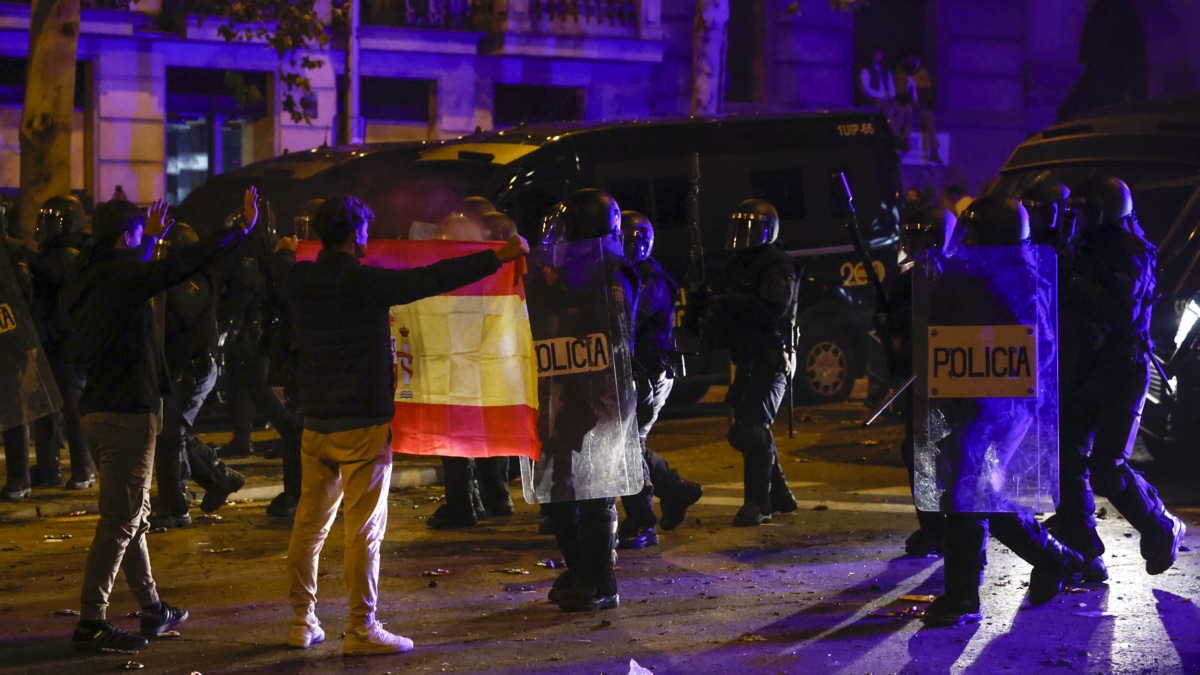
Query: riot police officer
1057 176 1185 581
887 205 955 556
539 189 637 611
216 202 301 459
1 228 35 501
28 194 95 489
150 223 246 528
616 211 702 548
923 196 1083 627
709 199 799 527
1020 178 1073 252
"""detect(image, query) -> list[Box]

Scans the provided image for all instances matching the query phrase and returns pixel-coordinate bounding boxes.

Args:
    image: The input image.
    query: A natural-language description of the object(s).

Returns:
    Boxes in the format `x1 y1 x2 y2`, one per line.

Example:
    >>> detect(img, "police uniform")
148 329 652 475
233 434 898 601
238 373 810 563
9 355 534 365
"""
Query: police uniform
618 253 702 544
1 237 34 500
713 238 799 525
1059 213 1184 576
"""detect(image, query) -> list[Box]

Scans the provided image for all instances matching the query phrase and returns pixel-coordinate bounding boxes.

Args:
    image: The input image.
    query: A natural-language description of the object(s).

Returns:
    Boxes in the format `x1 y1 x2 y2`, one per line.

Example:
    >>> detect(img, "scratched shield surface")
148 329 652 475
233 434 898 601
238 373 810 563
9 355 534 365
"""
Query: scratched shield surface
911 244 1058 513
519 239 642 504
0 252 61 431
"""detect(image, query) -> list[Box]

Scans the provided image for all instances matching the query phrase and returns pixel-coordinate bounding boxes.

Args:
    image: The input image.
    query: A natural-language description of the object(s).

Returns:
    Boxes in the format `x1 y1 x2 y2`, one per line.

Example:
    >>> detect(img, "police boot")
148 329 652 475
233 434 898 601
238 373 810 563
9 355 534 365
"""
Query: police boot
476 457 514 517
924 515 985 628
1 425 32 502
989 513 1083 606
619 482 659 550
560 503 619 612
733 447 773 527
769 459 798 514
1044 514 1107 584
905 510 947 557
428 457 477 529
201 464 246 514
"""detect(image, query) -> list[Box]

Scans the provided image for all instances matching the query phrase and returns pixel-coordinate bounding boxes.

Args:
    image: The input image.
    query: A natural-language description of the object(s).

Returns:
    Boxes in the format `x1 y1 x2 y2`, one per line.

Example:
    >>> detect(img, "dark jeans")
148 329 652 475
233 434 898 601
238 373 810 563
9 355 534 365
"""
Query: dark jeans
622 371 689 528
155 358 218 517
726 351 790 513
441 455 511 514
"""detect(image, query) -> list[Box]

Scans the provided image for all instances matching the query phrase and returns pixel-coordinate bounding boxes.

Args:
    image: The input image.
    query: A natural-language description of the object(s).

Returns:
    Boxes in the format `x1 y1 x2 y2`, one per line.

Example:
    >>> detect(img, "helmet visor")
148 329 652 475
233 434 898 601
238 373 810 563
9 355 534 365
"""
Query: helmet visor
725 219 768 251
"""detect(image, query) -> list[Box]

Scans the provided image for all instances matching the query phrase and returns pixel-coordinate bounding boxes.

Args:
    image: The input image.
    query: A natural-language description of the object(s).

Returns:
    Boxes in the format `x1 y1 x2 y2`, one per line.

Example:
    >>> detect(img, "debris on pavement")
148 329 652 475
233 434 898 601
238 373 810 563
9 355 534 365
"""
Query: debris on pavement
121 661 144 670
43 534 72 541
422 568 451 576
898 594 937 603
627 659 654 675
491 568 530 575
54 609 79 616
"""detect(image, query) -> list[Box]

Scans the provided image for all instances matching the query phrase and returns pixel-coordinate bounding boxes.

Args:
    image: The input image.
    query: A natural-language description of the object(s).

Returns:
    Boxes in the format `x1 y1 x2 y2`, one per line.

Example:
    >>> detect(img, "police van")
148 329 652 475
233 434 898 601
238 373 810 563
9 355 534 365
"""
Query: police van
178 112 904 405
990 95 1200 463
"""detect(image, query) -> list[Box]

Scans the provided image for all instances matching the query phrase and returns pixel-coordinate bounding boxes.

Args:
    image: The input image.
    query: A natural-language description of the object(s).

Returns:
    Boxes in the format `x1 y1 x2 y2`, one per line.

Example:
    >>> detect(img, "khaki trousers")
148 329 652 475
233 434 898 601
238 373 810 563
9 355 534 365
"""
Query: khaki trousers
79 412 162 622
287 424 392 632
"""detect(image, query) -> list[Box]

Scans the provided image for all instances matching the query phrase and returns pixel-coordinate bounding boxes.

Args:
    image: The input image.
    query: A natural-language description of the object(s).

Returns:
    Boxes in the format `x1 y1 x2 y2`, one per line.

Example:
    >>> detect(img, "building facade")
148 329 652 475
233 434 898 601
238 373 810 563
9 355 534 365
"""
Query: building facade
1 0 1197 208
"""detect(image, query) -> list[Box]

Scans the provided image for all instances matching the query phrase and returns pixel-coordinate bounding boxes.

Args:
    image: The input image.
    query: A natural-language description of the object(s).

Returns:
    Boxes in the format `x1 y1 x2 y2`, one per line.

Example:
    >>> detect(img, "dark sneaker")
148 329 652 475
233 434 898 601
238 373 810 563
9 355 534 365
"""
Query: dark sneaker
266 491 298 518
140 601 189 638
922 594 982 628
659 482 703 531
66 474 96 490
617 526 659 550
201 469 246 514
484 496 515 517
770 488 799 514
219 439 255 458
732 503 771 527
148 512 192 530
0 483 31 502
31 469 63 488
73 621 148 652
426 503 477 529
558 593 619 612
1145 513 1186 576
904 527 945 557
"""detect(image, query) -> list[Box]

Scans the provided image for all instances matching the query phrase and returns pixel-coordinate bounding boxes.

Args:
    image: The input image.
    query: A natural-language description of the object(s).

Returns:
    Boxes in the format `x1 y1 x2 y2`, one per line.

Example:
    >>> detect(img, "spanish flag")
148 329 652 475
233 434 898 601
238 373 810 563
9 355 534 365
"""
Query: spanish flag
297 240 539 460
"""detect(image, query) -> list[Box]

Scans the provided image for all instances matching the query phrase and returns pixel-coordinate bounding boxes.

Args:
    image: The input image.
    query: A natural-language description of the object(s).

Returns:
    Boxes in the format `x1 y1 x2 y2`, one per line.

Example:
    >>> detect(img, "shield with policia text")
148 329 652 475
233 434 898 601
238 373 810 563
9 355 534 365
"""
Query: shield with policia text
911 244 1058 513
0 251 61 431
520 239 643 504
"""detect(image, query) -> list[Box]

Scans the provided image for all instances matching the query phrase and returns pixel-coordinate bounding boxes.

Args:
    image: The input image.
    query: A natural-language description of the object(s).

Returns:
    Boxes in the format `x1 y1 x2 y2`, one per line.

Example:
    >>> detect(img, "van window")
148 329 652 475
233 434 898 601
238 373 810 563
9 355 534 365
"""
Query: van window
607 176 691 231
509 182 570 237
609 178 650 216
751 169 805 219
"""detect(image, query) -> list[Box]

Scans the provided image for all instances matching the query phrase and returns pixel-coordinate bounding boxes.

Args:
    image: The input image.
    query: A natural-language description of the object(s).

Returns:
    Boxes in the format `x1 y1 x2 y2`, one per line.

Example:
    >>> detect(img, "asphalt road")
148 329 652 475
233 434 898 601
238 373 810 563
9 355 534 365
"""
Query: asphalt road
1 384 1197 674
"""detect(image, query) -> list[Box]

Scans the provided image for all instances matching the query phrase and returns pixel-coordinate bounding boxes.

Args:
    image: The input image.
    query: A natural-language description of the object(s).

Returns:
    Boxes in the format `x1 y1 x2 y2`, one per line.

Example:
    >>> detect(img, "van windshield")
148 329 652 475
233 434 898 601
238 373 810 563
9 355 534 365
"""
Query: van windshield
358 160 504 239
993 164 1200 249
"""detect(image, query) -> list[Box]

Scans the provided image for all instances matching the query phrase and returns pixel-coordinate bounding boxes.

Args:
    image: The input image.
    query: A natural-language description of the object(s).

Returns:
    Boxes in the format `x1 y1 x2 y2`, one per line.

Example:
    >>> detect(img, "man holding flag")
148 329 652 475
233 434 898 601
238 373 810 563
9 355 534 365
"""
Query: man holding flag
282 195 528 655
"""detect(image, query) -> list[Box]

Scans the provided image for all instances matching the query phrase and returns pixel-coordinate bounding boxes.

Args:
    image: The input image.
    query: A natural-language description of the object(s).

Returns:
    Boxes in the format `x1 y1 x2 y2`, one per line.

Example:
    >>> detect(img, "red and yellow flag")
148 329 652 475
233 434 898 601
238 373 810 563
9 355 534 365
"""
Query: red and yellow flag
297 240 539 459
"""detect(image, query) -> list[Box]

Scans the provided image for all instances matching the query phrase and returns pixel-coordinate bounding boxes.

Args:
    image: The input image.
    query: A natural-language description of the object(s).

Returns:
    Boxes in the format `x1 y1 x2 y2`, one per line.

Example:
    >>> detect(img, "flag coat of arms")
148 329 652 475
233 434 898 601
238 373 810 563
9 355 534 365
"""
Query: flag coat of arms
297 240 539 459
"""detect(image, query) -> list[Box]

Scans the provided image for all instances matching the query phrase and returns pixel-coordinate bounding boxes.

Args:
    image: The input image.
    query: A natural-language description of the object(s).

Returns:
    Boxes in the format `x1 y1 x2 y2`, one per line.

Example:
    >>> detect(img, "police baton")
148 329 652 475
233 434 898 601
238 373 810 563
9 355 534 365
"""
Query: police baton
787 325 799 438
864 374 916 427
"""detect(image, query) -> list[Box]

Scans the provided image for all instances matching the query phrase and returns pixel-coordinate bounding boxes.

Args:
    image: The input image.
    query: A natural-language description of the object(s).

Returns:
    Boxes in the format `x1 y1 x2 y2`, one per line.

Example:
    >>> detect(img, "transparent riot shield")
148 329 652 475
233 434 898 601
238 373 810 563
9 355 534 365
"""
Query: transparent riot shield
912 244 1058 513
520 239 643 504
0 252 61 430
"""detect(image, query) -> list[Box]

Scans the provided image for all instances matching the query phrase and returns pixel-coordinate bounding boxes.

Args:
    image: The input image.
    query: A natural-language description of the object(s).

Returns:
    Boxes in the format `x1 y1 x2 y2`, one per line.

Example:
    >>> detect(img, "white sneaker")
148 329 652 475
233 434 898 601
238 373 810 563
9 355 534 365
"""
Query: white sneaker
288 620 325 648
343 623 414 656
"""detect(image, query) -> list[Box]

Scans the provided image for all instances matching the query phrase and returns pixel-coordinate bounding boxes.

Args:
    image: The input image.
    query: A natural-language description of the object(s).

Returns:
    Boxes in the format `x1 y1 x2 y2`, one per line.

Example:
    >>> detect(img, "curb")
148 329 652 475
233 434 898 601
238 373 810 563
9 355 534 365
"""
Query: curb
0 465 443 523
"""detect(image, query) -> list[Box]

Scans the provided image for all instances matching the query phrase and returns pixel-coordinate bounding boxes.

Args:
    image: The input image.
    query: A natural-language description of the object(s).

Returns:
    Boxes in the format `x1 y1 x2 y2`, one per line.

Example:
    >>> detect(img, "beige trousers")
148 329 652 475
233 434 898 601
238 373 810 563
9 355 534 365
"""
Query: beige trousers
286 424 393 632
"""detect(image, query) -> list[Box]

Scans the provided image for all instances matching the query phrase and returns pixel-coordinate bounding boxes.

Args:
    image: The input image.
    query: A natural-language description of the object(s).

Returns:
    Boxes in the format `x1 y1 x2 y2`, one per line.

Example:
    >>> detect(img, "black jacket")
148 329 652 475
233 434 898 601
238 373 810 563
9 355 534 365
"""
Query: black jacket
632 256 678 377
285 247 502 432
711 244 800 363
66 228 248 415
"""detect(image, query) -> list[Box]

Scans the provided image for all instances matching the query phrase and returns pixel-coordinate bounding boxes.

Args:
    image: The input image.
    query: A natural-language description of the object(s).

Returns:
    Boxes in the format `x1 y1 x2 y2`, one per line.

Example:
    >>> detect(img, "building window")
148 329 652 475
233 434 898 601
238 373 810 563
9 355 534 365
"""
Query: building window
343 76 433 123
494 84 581 127
0 57 87 107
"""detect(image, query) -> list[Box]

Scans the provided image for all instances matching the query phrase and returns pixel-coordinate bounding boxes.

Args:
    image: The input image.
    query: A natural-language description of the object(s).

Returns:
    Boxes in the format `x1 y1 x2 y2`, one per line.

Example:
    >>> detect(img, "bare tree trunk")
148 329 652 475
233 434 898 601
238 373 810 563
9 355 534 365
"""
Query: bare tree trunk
691 0 729 116
19 0 80 246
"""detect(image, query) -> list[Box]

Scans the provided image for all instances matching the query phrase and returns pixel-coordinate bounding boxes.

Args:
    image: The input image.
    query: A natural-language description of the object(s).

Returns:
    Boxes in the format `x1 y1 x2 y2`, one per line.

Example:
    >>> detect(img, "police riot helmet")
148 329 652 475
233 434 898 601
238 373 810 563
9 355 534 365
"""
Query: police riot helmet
1020 179 1070 245
453 196 496 224
620 210 655 263
433 213 486 241
542 189 621 244
293 199 325 240
36 194 86 244
162 221 198 249
901 205 956 260
954 196 1030 248
480 211 518 242
1067 175 1133 230
725 199 779 251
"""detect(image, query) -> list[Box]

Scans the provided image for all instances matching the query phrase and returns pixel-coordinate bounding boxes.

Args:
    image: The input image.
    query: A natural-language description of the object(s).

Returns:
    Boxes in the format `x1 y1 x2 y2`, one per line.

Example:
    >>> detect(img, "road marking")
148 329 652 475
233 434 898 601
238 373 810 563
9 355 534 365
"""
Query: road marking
700 495 916 514
704 481 823 491
850 486 914 497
